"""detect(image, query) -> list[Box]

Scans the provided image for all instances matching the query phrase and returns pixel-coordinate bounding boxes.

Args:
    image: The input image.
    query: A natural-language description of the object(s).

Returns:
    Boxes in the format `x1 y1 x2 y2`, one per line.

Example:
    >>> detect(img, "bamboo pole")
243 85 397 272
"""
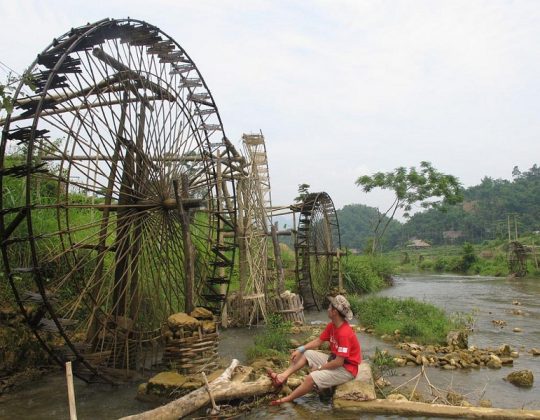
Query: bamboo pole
271 223 285 295
65 362 77 420
173 178 195 314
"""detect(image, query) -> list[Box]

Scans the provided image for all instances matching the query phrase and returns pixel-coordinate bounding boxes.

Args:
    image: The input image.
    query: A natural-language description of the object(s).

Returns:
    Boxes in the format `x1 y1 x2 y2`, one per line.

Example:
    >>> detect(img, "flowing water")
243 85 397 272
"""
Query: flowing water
1 274 539 419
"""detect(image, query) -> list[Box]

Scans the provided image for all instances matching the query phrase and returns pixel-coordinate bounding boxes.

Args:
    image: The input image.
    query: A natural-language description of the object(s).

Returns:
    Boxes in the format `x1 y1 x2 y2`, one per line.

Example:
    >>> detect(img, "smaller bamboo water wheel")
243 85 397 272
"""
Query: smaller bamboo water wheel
508 241 528 277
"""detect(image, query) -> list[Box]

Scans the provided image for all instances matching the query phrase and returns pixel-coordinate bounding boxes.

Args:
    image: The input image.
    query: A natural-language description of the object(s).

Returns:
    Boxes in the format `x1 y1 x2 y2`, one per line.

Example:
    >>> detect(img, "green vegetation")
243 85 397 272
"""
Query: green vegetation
350 295 465 344
339 164 540 253
371 347 396 379
245 314 292 362
342 254 394 293
389 237 540 277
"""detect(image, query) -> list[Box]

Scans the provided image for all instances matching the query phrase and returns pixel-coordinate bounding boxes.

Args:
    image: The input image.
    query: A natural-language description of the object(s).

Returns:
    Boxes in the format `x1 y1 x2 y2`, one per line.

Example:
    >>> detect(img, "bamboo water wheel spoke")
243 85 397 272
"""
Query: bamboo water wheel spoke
0 18 236 383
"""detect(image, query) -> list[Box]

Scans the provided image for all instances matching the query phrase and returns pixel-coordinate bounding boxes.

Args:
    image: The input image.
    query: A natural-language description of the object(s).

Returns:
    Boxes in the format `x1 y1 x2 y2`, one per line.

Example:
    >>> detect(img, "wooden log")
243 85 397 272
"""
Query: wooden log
335 399 540 419
119 359 275 420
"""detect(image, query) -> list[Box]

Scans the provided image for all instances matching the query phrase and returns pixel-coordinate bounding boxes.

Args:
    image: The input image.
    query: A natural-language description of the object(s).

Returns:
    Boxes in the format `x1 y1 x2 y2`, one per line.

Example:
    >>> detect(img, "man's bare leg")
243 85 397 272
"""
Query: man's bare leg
275 354 308 383
273 374 315 403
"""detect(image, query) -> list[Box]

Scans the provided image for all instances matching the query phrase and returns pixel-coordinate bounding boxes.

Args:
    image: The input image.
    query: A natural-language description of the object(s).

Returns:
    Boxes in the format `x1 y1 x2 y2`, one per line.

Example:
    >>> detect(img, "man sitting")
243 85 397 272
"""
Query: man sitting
267 294 362 405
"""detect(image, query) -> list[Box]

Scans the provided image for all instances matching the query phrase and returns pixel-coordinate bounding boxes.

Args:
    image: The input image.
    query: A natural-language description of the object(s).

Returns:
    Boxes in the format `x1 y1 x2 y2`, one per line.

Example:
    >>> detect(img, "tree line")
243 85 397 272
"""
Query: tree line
338 164 540 251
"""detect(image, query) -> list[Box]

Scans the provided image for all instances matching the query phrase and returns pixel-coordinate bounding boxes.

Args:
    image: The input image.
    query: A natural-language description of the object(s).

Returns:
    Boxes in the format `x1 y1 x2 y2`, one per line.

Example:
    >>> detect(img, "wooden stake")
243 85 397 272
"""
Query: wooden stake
65 362 77 420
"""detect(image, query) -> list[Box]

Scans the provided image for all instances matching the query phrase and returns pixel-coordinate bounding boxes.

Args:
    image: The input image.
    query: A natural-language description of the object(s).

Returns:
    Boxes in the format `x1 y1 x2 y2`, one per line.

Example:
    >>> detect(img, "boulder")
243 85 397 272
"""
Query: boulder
446 330 468 349
190 307 214 320
146 371 189 397
506 370 534 387
333 362 376 408
167 313 200 330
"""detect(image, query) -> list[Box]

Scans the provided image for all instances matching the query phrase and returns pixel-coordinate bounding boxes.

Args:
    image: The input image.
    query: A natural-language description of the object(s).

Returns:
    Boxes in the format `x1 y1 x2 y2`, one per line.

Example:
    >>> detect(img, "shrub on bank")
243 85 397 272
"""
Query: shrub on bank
343 255 394 294
349 296 462 345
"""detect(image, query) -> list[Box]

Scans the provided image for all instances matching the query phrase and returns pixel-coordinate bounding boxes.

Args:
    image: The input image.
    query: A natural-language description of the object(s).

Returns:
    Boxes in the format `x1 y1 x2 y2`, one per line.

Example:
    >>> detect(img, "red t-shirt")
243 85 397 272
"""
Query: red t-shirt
319 321 362 377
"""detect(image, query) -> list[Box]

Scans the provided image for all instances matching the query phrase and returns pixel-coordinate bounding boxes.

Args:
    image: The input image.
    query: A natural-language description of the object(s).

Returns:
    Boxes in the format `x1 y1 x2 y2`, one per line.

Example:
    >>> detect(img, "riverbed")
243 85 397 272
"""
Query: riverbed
1 274 539 419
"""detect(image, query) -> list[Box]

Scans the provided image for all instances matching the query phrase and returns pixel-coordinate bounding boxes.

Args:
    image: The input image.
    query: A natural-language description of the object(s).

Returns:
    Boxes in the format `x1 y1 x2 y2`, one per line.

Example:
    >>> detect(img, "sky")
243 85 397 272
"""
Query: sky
1 0 539 219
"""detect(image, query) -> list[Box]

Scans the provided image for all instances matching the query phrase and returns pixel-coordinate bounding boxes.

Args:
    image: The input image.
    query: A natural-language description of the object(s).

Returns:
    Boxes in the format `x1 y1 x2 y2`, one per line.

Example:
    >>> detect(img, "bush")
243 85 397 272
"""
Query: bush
343 255 394 294
350 296 460 344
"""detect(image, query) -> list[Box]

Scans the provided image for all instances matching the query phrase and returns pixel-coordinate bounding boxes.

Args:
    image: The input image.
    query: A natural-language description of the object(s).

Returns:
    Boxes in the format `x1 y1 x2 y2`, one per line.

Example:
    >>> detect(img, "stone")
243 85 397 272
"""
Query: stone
486 355 502 369
190 307 214 320
500 357 514 366
460 400 473 407
387 393 408 401
446 330 468 349
513 327 522 333
479 399 492 408
167 313 200 330
393 357 406 367
498 344 511 356
147 371 188 396
290 326 302 334
506 370 534 387
201 320 216 334
512 300 522 305
510 351 519 358
512 309 524 315
530 348 540 356
333 362 376 408
375 377 391 388
443 364 456 370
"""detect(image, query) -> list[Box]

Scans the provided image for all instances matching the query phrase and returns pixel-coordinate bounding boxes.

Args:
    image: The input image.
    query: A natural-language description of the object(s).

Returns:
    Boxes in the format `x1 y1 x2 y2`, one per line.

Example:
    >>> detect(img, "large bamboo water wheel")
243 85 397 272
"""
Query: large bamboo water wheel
294 192 341 310
0 18 237 383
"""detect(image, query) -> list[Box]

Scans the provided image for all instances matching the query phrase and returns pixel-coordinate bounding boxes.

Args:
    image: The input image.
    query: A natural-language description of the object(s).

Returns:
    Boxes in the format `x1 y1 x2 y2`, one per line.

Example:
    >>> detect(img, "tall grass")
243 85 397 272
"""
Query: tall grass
342 254 394 294
350 295 462 344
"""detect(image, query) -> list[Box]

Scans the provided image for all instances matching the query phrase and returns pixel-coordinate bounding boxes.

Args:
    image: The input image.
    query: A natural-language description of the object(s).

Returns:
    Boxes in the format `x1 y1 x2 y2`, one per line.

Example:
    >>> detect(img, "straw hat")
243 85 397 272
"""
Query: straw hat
328 295 353 321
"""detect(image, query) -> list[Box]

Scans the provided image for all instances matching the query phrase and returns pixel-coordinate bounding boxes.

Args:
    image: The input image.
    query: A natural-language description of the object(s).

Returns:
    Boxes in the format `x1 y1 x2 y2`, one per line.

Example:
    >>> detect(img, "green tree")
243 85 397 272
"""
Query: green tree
294 183 311 203
356 161 463 253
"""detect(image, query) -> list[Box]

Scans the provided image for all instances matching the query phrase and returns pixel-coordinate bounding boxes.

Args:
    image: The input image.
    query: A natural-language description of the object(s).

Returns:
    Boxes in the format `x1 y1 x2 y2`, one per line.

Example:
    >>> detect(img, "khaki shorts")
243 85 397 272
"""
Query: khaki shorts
304 350 354 390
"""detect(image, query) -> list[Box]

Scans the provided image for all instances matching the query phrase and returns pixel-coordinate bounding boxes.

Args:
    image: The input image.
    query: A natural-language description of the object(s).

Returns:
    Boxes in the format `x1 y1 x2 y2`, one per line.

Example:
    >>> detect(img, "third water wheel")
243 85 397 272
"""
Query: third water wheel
294 192 341 310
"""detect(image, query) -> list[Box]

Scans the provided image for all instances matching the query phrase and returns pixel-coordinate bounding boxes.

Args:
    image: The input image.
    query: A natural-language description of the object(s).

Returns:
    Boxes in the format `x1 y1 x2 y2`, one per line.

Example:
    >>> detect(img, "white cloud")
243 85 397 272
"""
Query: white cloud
1 0 539 214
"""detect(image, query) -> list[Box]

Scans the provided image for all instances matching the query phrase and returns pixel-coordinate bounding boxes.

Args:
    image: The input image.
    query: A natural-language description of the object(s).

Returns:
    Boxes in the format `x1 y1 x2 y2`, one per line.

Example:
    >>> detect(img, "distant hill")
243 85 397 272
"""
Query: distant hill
337 165 540 249
336 204 402 251
401 164 540 244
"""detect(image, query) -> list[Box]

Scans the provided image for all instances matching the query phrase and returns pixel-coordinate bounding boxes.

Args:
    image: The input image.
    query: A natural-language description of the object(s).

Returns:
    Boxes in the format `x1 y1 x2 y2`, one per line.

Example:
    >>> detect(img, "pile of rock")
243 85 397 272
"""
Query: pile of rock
162 307 219 374
392 342 518 370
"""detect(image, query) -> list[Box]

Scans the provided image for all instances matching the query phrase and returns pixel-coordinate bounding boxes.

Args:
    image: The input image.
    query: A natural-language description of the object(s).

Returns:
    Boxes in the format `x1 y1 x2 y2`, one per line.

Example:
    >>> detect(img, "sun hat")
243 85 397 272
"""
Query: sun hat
327 295 353 321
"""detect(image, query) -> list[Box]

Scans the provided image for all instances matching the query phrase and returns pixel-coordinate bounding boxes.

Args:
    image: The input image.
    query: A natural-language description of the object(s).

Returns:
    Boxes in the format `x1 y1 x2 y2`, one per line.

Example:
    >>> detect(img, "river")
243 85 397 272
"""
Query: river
1 274 539 419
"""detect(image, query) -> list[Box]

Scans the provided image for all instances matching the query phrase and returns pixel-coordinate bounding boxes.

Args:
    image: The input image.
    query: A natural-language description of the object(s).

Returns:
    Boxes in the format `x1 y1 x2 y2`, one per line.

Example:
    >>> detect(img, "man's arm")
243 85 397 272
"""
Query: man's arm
290 337 322 362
